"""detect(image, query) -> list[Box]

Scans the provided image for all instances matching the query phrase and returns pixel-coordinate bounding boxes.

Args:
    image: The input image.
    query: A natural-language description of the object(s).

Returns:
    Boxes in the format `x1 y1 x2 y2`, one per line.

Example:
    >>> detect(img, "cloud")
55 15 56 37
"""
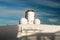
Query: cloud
48 18 58 22
36 11 56 17
0 0 27 6
0 6 26 25
0 0 60 8
34 0 60 8
0 7 26 17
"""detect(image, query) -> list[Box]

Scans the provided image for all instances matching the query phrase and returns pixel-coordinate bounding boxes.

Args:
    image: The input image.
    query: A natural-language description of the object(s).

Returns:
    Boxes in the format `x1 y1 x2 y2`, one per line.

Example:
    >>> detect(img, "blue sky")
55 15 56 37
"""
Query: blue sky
0 0 60 25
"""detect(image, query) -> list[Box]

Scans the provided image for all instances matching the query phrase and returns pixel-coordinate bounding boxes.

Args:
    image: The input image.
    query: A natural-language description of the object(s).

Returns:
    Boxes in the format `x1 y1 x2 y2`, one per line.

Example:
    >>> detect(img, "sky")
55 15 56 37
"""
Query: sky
0 0 60 25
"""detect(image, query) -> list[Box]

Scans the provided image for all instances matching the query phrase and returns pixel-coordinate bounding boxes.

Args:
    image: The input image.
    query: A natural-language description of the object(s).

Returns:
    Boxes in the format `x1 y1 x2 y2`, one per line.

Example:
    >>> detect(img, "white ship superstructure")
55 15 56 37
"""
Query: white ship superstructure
17 9 60 38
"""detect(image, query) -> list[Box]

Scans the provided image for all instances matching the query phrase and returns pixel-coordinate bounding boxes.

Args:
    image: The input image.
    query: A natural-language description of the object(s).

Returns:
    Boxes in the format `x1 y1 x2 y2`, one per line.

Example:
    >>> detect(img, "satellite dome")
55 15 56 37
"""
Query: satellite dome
20 18 28 24
34 19 41 24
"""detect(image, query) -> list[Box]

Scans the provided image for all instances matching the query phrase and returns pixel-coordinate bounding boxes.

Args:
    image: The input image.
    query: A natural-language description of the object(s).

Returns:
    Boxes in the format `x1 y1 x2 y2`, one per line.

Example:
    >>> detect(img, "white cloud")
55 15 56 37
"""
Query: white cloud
0 0 27 6
35 0 60 8
0 6 26 25
0 5 31 25
0 0 16 3
0 0 60 8
48 18 58 22
36 12 56 16
0 7 26 17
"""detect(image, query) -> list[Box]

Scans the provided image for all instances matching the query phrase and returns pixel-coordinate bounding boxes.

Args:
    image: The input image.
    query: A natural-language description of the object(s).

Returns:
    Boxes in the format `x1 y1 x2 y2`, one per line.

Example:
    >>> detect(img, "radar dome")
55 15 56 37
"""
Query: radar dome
20 18 28 24
34 19 41 24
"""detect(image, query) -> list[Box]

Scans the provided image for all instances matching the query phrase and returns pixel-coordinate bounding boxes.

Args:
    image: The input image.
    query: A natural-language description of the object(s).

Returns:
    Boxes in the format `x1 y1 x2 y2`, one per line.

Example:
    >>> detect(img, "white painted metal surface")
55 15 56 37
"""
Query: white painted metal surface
20 18 28 24
34 19 40 24
17 24 60 38
28 12 35 24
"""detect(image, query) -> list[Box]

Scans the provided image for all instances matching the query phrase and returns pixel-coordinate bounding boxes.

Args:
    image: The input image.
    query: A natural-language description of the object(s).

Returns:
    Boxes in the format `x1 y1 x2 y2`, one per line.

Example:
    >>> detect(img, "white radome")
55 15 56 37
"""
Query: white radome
20 18 28 24
34 19 41 24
